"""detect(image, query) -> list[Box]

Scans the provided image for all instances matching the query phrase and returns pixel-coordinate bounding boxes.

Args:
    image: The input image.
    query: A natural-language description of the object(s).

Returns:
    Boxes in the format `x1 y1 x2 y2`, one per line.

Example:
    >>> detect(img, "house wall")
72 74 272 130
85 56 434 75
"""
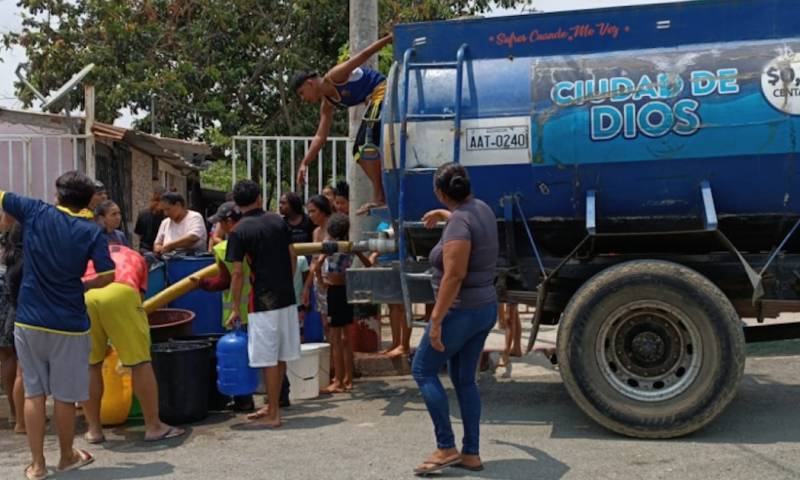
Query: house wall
158 160 187 198
130 149 158 249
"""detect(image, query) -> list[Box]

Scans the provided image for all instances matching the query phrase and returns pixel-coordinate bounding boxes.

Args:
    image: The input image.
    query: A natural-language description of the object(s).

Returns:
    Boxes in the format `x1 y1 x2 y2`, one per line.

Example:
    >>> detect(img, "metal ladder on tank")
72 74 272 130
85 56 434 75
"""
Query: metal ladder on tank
396 43 468 327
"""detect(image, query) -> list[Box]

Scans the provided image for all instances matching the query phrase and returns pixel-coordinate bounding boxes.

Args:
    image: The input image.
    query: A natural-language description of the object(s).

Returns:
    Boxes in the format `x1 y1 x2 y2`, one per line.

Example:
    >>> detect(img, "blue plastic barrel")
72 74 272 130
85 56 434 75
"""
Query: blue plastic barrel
144 262 166 300
166 255 224 335
216 328 259 396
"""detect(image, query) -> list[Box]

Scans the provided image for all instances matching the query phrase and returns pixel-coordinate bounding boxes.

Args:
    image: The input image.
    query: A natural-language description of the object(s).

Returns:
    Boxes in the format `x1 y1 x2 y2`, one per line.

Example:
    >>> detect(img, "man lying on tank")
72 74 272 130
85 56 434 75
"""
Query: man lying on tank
292 33 393 216
82 244 185 444
153 192 208 256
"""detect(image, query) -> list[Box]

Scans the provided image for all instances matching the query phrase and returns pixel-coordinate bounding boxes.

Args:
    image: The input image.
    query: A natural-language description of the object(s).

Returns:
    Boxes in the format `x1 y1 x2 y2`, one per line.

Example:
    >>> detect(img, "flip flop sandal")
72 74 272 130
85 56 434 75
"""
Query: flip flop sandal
24 464 49 480
246 409 271 421
145 426 185 442
84 433 106 445
356 202 386 216
56 449 94 473
455 462 485 472
413 456 462 477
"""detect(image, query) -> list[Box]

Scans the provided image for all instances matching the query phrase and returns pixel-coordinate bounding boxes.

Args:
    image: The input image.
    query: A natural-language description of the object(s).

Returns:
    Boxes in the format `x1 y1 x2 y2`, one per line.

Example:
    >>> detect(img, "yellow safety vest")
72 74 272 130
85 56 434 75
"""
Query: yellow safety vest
213 241 251 326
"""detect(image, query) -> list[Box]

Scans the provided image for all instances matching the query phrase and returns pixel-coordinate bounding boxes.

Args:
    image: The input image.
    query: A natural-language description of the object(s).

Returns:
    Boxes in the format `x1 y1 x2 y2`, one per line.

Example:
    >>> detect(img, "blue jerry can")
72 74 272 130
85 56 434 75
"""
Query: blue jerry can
216 328 259 396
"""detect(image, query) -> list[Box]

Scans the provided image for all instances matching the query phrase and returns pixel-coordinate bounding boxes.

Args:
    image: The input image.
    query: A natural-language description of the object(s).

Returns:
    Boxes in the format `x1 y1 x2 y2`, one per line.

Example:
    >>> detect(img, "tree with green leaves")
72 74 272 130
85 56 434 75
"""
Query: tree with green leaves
4 0 529 191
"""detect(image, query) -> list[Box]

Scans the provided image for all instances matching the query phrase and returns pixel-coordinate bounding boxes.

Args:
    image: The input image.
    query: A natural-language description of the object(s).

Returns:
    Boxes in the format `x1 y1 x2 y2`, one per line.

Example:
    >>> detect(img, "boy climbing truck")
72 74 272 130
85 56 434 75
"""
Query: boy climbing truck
343 0 800 439
292 33 393 216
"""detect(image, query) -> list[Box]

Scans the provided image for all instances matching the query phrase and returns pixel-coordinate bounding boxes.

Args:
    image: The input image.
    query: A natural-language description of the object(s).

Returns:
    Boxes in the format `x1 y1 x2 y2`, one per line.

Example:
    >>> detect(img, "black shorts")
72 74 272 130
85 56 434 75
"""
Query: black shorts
353 100 382 160
327 285 354 328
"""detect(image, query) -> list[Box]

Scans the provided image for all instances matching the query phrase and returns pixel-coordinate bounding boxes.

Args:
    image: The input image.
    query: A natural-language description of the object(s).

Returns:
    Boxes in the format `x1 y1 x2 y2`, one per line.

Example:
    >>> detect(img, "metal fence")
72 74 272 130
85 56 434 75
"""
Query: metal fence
231 136 351 209
0 134 87 202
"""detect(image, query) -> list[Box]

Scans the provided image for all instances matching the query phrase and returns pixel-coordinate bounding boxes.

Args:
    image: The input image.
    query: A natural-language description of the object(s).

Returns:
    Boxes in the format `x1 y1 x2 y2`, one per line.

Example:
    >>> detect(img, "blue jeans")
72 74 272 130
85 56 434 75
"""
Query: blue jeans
412 303 497 455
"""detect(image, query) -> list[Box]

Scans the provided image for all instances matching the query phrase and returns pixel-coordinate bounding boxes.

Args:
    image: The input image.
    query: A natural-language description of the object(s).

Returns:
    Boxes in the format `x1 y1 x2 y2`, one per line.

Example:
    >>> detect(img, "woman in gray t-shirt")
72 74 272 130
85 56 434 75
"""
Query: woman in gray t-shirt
411 163 498 476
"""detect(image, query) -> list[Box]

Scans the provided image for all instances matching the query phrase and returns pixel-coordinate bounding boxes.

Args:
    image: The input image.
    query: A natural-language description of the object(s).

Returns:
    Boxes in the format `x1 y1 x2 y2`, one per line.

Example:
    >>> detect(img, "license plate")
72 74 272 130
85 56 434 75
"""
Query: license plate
466 125 529 151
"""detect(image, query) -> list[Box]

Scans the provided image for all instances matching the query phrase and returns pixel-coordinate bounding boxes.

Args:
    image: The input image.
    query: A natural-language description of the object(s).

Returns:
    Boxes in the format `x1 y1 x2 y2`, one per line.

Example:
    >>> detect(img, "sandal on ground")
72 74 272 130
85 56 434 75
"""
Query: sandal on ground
24 464 49 480
356 201 386 216
246 408 271 421
56 449 94 473
84 433 106 444
144 426 185 442
456 462 485 472
413 455 461 477
457 454 484 472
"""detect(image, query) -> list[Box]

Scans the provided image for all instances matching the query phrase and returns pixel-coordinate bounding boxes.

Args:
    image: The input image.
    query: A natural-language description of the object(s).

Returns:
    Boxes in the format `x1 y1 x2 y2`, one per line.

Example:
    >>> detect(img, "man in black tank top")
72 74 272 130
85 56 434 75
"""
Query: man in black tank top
291 33 393 216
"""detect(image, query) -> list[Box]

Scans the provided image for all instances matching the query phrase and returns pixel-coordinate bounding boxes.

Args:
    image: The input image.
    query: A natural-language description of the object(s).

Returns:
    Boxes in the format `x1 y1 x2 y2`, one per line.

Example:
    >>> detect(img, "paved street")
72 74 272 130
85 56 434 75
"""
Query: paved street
2 319 800 479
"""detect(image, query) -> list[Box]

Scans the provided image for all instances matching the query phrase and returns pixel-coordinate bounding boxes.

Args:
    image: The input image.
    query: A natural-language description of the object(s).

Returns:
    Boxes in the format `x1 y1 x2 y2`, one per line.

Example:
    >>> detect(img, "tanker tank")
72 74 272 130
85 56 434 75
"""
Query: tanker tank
381 0 800 256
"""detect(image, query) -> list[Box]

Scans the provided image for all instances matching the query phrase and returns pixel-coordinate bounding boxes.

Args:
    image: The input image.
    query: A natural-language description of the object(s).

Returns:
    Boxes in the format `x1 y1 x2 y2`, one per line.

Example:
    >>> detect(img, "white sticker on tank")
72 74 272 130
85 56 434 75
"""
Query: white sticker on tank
762 52 800 115
383 116 531 169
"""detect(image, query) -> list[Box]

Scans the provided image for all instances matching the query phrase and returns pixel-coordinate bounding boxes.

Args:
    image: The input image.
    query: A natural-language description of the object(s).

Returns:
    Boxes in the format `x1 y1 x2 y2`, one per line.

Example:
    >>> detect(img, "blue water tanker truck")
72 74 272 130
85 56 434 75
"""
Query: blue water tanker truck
346 0 800 438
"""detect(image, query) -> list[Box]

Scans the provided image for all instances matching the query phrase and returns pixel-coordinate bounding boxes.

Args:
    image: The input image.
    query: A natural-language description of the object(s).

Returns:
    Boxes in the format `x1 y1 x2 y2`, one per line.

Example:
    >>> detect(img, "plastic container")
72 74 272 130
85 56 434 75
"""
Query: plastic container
144 261 166 300
148 308 195 344
99 348 133 426
287 343 331 401
303 309 324 343
216 329 259 397
151 341 212 424
351 316 381 353
171 334 229 411
303 286 324 343
128 395 142 420
166 256 224 335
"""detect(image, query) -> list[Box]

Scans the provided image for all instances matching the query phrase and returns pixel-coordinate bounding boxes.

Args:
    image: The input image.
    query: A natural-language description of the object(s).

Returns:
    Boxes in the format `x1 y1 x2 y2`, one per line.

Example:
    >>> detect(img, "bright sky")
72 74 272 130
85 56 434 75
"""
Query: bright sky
0 0 688 127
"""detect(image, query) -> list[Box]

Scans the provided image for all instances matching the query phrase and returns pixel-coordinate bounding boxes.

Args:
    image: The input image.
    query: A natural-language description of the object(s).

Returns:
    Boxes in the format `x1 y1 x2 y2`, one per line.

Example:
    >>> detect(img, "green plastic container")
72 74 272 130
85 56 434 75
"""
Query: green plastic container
128 395 143 420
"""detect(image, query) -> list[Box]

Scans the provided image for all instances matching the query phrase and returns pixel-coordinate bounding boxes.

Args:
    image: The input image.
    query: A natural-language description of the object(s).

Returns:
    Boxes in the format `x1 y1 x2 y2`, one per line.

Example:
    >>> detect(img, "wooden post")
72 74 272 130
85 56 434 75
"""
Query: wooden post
85 84 96 178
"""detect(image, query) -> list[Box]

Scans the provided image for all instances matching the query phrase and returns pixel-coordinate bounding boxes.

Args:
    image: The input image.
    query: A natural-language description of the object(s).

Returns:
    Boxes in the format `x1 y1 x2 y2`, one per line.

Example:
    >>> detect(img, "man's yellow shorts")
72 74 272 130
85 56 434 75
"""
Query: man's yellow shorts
85 282 151 367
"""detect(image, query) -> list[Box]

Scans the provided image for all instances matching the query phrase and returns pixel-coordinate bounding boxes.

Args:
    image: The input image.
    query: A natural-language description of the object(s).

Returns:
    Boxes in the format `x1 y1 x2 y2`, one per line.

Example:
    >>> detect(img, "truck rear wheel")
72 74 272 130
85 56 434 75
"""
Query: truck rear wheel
556 260 745 438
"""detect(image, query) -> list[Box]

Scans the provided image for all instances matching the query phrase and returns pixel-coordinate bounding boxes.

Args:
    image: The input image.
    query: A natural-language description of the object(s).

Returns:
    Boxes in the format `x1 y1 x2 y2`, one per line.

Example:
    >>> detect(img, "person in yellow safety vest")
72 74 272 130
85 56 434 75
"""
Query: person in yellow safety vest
199 202 251 326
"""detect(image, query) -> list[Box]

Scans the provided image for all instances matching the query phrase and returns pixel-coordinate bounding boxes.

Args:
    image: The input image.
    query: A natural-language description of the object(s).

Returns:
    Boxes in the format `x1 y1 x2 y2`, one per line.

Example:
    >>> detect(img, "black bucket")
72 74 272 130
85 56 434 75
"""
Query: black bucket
151 341 212 424
170 334 229 411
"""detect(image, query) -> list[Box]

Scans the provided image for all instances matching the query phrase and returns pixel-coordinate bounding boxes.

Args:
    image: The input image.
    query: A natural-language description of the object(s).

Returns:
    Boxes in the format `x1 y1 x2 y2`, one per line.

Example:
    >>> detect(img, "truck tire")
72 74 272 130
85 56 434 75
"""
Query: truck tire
556 260 745 438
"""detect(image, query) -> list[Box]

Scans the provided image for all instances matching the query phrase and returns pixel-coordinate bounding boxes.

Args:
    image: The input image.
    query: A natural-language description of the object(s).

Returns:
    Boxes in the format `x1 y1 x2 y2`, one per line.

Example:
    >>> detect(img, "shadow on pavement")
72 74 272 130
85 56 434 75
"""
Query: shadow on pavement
57 461 174 480
229 415 344 431
477 440 569 480
430 365 800 444
101 426 193 454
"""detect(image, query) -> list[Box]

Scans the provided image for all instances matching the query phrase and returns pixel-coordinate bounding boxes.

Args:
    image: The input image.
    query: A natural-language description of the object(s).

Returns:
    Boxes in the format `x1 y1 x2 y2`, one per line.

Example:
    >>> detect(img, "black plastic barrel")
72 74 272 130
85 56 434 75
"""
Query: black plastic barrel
170 334 229 411
151 341 212 424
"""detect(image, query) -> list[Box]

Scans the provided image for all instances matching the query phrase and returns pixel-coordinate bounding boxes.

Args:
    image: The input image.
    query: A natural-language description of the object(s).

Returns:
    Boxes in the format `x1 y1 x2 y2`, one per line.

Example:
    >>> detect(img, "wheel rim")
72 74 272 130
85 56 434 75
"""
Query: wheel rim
595 300 703 402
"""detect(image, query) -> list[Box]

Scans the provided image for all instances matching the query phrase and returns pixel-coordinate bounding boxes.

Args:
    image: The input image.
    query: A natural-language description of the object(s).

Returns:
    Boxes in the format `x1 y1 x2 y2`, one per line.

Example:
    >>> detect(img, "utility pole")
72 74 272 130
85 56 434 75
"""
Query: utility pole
151 93 156 134
349 0 379 250
85 84 96 179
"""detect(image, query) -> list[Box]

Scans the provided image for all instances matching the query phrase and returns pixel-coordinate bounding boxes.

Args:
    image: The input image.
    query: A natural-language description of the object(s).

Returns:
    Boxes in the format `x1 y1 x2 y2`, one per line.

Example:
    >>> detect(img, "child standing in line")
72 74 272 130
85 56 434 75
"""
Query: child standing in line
319 213 371 393
497 303 523 377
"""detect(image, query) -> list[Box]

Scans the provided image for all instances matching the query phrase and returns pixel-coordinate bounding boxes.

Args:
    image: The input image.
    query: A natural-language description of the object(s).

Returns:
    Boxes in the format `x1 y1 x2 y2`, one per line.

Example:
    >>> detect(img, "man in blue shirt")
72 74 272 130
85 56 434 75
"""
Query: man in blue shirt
1 170 115 479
